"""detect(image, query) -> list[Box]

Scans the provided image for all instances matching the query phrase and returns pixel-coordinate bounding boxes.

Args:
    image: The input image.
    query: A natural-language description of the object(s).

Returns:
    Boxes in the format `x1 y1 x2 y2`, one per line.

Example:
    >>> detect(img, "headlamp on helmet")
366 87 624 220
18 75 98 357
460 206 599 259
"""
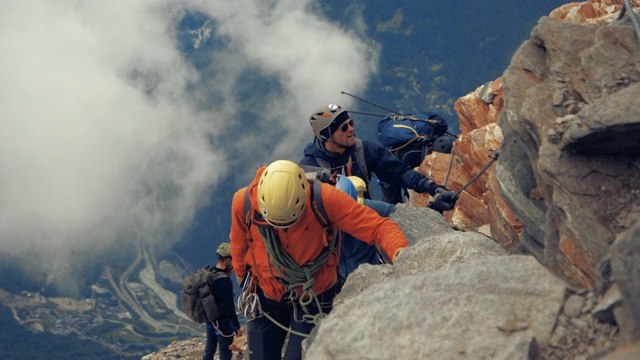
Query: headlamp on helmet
309 103 350 141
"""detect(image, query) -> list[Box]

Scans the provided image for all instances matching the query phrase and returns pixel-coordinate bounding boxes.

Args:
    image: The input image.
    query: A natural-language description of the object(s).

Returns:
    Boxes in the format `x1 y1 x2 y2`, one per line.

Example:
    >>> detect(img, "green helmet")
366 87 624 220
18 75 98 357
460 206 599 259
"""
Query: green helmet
216 243 231 257
309 103 349 141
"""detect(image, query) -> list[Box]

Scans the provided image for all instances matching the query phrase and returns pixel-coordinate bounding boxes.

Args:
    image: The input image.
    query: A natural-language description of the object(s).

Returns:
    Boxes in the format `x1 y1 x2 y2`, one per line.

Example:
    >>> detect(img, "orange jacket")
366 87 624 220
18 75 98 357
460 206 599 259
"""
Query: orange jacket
229 166 408 301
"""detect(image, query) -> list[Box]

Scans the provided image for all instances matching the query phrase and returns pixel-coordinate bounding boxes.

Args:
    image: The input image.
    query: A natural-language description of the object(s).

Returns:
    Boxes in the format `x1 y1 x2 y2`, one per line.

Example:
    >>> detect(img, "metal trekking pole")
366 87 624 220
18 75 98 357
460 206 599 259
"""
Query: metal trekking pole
452 149 500 199
346 110 388 117
427 149 500 213
341 91 402 115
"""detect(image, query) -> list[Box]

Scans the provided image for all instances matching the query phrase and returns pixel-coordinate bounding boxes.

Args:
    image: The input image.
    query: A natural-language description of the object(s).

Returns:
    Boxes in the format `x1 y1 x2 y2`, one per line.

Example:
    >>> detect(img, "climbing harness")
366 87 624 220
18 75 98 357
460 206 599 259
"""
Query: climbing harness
237 270 261 321
237 181 339 338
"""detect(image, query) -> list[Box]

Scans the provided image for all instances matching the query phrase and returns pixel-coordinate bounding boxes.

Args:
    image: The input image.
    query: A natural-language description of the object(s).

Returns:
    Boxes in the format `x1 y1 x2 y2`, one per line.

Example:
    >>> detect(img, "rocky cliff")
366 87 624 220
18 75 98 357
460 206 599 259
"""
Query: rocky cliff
145 1 640 359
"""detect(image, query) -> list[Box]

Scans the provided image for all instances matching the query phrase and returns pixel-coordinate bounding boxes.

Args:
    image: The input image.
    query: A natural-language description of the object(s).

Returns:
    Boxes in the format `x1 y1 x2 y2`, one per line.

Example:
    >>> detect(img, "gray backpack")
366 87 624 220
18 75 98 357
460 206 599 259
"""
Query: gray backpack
180 265 227 324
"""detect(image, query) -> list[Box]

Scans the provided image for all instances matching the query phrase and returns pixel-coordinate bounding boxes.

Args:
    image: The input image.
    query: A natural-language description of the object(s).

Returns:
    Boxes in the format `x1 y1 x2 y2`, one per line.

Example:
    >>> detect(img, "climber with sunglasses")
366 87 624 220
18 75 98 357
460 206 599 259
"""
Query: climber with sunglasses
300 103 456 212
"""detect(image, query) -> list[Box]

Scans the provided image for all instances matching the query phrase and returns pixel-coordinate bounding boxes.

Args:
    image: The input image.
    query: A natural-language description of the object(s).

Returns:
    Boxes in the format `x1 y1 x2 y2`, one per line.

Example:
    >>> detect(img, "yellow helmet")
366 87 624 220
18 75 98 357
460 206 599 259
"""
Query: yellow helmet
257 160 309 228
347 176 367 204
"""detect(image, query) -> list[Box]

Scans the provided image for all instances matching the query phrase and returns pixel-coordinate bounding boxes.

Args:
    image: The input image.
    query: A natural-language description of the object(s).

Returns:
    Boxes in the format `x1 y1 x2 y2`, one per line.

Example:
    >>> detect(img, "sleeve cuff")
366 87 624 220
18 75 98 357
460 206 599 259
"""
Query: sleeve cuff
392 248 404 264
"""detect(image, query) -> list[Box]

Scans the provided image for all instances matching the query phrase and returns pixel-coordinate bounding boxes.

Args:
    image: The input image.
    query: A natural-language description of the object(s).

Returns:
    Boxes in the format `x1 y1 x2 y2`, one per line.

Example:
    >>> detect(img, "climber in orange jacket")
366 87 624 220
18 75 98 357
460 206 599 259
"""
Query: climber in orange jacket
229 160 407 360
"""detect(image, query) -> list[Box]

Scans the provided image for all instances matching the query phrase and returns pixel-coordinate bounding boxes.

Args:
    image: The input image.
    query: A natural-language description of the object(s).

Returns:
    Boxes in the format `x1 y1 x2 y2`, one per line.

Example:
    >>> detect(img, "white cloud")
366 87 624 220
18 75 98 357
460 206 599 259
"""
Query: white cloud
190 0 378 157
0 0 378 274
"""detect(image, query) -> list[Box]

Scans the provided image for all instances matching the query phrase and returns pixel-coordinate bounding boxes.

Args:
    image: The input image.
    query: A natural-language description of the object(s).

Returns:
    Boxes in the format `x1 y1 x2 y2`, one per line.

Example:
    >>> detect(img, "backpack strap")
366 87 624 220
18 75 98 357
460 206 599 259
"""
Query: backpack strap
243 187 254 228
243 182 335 258
243 181 330 228
314 156 331 171
314 139 369 191
309 180 329 228
242 188 261 288
353 139 369 188
244 184 275 227
244 181 336 253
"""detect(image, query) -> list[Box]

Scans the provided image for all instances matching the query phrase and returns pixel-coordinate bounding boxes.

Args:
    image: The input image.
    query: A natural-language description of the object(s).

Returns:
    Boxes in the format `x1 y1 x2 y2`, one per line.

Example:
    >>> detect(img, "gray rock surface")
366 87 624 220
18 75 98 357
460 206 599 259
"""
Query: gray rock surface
144 206 622 360
306 206 567 360
497 15 640 291
496 15 640 347
610 222 640 345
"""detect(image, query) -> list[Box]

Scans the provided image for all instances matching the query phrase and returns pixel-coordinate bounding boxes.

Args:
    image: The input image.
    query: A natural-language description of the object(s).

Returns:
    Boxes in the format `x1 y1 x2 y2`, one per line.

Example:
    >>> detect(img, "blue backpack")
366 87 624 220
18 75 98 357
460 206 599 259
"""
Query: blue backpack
377 112 448 168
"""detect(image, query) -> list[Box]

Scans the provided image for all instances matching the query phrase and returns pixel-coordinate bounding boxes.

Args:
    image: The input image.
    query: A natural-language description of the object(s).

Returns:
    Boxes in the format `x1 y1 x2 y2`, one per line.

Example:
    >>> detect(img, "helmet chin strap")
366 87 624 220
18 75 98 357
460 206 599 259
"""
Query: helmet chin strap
324 139 346 154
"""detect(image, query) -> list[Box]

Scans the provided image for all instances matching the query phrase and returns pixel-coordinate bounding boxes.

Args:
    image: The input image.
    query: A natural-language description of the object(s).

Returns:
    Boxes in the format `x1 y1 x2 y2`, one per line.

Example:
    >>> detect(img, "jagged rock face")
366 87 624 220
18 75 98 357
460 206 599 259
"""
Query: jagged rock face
415 63 522 251
551 0 640 24
411 0 640 348
497 13 640 289
305 207 622 359
611 222 640 345
416 0 640 289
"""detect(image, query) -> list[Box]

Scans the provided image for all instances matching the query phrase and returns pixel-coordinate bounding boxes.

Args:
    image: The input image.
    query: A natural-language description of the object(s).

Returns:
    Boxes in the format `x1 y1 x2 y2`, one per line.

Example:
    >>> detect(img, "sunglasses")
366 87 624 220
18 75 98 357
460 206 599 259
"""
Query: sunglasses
340 119 354 132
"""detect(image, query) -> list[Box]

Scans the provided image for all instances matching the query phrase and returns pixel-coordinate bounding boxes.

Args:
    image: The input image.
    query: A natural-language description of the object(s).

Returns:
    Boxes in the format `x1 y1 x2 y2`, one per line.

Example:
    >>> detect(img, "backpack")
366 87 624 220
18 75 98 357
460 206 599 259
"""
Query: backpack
377 112 448 168
240 174 339 324
242 175 337 279
180 265 228 324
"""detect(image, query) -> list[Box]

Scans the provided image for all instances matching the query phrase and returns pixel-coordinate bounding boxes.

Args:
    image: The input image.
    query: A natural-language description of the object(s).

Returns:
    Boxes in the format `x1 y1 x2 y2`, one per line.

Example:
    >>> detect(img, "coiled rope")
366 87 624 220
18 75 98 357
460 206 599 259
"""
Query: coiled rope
210 320 236 338
253 226 336 336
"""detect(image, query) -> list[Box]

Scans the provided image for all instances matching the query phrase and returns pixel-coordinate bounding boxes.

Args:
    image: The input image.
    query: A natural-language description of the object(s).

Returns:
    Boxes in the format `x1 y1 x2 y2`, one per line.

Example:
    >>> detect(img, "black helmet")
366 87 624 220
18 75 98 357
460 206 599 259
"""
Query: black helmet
431 135 453 154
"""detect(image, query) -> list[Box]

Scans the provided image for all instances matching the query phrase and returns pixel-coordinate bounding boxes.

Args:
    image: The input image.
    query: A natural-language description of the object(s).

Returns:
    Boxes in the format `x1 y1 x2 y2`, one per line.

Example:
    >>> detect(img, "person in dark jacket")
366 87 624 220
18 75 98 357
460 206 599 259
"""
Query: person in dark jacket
203 243 242 360
299 103 457 212
335 175 397 288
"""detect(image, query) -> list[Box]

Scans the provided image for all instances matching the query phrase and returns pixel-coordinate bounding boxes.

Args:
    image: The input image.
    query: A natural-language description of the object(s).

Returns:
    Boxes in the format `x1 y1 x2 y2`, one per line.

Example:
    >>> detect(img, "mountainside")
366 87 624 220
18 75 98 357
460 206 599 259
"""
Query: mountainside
145 1 640 359
1 1 625 359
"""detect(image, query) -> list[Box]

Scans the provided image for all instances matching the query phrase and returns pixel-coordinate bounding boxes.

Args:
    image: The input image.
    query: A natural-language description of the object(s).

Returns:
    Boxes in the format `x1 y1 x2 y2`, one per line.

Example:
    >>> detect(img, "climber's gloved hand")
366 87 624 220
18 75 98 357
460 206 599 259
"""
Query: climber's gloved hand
422 181 448 196
427 189 458 214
